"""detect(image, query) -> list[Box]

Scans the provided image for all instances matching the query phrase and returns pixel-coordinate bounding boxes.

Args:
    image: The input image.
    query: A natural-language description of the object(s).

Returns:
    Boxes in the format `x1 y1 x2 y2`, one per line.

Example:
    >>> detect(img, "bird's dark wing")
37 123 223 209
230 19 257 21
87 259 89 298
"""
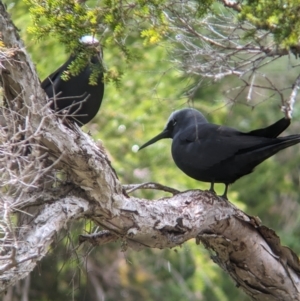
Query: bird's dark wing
41 57 73 96
177 123 275 170
245 117 290 138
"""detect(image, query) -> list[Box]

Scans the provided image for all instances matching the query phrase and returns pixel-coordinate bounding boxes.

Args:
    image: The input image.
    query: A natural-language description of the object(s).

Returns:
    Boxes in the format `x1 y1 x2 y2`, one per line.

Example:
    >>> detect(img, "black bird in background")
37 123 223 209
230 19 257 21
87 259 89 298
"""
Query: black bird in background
42 35 104 126
139 108 299 199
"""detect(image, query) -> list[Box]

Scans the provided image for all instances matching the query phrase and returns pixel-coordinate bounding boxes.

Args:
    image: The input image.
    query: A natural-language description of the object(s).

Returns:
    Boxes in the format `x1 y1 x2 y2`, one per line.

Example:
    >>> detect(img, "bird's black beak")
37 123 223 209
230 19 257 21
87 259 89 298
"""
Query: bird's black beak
139 129 171 150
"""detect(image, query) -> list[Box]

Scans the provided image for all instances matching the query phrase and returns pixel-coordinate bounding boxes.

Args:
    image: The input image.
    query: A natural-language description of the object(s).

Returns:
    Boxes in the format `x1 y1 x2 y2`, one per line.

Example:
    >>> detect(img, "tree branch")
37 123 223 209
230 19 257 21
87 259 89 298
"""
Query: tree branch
167 4 300 109
123 182 180 194
0 194 91 289
282 74 300 119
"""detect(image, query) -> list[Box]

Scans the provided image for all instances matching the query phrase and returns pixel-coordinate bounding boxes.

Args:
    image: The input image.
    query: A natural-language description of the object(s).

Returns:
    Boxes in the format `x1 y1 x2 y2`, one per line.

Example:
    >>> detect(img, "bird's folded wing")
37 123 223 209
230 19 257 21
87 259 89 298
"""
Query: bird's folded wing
41 57 73 94
178 124 274 169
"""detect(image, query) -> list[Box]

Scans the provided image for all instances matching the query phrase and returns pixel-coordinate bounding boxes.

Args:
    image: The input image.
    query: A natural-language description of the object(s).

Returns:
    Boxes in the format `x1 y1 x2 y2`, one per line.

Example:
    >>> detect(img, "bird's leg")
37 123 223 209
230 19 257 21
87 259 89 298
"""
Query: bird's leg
221 184 229 200
209 181 216 194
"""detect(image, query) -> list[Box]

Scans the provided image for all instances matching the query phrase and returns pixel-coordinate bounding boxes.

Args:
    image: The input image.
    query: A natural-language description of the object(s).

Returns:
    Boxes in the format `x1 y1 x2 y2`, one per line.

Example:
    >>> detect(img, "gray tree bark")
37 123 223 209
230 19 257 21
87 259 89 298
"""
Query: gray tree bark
0 2 300 300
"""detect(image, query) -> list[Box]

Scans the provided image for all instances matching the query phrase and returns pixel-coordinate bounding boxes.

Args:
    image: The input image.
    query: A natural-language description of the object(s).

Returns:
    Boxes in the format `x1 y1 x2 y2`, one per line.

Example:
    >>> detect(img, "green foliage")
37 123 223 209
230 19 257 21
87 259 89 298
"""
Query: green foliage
25 0 98 41
239 0 300 49
24 0 172 52
23 0 216 81
141 25 167 45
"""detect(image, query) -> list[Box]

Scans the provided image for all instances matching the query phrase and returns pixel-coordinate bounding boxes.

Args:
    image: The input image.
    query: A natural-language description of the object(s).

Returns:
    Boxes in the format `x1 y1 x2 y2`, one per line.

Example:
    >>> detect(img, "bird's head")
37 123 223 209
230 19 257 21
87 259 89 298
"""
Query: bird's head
77 35 104 69
77 35 103 60
139 108 207 150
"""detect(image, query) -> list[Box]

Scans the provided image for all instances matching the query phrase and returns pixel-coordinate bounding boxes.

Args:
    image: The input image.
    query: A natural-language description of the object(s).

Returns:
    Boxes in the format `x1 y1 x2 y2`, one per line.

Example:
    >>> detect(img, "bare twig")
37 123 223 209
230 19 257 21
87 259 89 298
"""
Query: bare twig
123 182 180 195
282 74 300 119
166 4 300 109
0 248 39 274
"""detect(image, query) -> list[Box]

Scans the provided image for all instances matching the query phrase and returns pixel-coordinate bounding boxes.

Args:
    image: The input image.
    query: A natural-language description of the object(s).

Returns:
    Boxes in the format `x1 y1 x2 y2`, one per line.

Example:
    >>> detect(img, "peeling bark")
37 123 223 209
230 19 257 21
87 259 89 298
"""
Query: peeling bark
0 2 300 300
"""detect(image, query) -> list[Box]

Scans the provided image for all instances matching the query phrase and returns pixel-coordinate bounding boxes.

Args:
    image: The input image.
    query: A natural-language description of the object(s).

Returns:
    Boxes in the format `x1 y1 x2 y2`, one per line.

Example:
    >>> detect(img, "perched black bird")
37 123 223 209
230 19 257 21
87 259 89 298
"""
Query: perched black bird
42 36 104 126
139 108 299 198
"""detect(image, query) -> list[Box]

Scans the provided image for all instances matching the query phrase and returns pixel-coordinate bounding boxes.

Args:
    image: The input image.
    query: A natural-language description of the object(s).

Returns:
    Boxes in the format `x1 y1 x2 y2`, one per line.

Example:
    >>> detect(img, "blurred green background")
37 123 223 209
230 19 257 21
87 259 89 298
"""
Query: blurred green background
4 1 300 300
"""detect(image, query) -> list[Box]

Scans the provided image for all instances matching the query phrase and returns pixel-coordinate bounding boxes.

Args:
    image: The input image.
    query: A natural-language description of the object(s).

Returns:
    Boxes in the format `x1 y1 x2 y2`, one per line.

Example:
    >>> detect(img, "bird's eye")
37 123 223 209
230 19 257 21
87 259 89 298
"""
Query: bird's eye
173 119 177 126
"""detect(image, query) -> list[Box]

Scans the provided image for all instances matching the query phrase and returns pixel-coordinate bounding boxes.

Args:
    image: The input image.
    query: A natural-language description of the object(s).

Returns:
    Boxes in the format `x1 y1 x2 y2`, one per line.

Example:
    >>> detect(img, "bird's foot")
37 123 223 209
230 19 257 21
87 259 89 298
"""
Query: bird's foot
208 188 216 197
209 182 216 195
220 193 228 200
220 184 229 200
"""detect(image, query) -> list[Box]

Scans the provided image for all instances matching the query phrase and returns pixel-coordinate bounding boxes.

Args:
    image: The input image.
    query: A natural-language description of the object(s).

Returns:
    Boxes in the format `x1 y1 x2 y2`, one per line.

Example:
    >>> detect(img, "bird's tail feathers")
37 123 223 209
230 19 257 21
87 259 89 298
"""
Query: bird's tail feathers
246 134 300 164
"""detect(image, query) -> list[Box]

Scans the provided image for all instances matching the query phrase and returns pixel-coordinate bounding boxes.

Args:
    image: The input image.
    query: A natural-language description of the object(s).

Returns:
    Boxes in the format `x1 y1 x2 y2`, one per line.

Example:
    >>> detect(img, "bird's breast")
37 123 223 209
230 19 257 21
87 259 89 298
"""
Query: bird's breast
171 139 211 181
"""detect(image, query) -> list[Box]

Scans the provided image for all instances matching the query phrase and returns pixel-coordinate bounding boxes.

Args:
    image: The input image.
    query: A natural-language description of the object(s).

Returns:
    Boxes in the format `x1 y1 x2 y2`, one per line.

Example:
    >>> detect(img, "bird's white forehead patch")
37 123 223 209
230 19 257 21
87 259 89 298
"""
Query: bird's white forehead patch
79 35 99 45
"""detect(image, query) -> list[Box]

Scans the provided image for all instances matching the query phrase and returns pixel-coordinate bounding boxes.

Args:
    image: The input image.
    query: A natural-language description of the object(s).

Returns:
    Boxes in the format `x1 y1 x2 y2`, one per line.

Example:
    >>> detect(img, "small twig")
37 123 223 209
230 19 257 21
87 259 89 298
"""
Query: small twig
0 248 39 273
79 230 118 246
123 182 180 195
247 73 255 102
282 74 300 119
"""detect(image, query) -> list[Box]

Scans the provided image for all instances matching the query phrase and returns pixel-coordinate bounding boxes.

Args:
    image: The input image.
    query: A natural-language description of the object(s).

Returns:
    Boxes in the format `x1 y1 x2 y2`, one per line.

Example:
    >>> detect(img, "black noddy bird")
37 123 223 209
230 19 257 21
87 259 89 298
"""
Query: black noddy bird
42 35 104 126
139 108 298 199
